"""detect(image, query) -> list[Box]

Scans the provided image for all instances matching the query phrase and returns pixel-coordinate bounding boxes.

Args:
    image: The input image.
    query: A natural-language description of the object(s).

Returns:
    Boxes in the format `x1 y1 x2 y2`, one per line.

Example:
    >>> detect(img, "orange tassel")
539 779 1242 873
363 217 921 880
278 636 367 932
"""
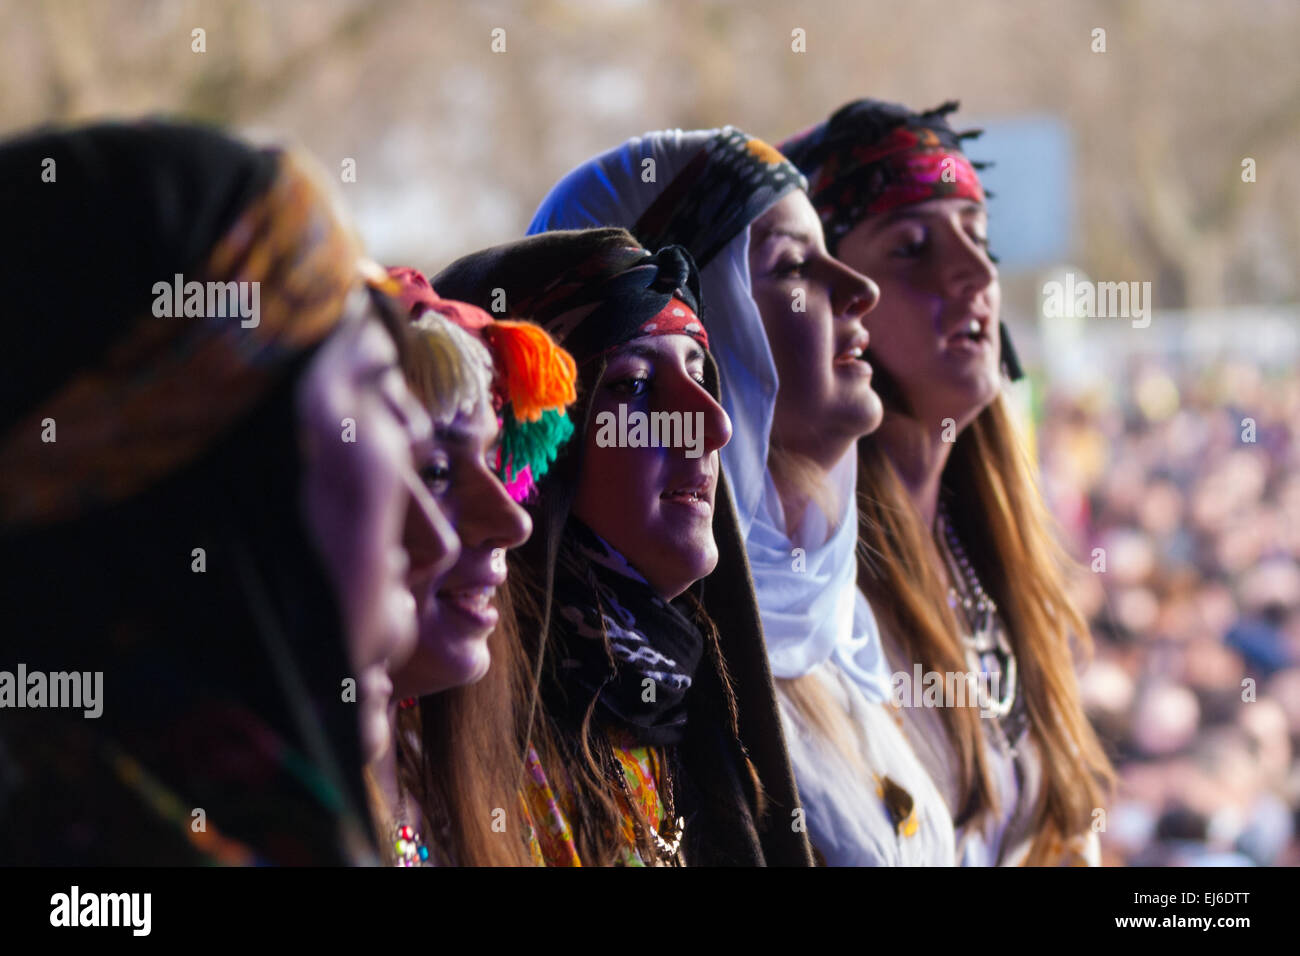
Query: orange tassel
485 321 577 423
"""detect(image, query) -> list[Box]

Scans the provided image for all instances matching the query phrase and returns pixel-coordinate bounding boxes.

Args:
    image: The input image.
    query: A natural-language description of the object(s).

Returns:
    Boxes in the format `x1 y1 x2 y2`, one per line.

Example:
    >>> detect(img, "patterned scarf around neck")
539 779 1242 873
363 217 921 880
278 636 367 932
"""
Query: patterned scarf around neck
548 519 705 747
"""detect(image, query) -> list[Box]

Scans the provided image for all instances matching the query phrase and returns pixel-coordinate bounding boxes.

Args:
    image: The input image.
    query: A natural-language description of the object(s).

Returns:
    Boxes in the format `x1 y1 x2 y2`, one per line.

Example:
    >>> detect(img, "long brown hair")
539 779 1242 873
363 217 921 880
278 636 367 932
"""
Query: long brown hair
857 392 1114 865
394 588 537 866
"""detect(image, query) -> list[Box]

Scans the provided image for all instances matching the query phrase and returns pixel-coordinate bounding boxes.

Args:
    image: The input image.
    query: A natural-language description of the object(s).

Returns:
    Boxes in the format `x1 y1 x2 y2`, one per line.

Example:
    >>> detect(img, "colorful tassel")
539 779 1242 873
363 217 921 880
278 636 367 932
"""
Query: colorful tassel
485 321 578 423
499 406 574 487
503 465 534 503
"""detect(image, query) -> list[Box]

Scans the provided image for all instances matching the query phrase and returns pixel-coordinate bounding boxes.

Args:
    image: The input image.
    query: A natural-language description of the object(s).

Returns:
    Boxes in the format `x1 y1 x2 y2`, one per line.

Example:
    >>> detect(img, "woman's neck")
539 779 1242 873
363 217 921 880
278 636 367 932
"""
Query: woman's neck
873 412 953 530
769 443 848 543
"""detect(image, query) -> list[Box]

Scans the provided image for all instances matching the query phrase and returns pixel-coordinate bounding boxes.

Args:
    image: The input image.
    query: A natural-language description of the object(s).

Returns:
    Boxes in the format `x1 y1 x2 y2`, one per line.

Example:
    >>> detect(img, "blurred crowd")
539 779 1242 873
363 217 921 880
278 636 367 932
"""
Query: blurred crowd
1041 350 1300 866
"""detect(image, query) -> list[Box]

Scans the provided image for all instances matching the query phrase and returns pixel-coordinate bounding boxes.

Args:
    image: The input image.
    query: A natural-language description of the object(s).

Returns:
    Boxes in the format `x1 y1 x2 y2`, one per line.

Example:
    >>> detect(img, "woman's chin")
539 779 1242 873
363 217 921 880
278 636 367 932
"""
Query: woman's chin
360 705 392 765
858 390 885 436
392 638 491 699
646 540 718 600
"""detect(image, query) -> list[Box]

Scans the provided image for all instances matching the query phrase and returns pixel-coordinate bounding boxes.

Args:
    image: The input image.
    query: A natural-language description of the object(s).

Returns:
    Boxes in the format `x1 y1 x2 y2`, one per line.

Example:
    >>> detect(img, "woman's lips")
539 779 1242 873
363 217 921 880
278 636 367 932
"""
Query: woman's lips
834 348 873 376
435 586 500 631
943 322 993 356
661 478 713 517
834 332 873 374
661 489 712 516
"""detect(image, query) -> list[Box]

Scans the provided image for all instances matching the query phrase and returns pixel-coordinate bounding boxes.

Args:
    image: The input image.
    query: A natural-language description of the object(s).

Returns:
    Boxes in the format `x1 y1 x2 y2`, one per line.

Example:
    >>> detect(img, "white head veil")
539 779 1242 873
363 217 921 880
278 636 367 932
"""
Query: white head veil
528 128 892 703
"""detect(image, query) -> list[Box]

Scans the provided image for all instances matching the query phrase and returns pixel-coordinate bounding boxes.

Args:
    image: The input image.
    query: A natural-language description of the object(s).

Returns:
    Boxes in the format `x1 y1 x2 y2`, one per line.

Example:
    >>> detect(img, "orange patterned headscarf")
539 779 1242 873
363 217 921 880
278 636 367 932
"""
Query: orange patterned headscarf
0 149 372 527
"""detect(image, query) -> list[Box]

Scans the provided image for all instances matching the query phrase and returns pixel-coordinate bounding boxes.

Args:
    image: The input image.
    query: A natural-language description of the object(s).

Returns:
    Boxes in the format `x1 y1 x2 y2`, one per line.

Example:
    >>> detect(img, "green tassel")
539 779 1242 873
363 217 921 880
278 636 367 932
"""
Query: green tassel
500 406 574 483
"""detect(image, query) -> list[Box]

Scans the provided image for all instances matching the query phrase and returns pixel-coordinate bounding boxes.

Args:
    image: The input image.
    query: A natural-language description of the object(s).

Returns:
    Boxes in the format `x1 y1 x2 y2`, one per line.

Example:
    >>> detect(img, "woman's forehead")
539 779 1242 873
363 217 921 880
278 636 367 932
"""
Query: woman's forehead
752 190 820 239
883 196 987 222
438 397 499 444
609 334 705 363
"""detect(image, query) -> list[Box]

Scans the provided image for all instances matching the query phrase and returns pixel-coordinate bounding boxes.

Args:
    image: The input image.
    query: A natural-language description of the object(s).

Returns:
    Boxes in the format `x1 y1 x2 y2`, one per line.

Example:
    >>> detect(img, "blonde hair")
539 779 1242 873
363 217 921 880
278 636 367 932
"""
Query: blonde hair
406 311 494 424
776 672 870 781
857 394 1114 865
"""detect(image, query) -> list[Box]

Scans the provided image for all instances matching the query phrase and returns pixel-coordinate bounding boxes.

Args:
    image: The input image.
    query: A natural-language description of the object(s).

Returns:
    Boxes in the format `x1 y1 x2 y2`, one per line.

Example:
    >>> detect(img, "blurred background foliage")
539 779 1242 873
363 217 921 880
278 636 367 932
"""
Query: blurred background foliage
2 0 1297 307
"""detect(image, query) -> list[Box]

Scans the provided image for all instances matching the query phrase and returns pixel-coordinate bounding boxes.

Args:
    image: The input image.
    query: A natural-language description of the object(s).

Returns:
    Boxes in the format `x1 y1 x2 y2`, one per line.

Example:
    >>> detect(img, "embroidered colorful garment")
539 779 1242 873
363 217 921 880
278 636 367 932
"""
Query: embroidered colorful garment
519 734 674 867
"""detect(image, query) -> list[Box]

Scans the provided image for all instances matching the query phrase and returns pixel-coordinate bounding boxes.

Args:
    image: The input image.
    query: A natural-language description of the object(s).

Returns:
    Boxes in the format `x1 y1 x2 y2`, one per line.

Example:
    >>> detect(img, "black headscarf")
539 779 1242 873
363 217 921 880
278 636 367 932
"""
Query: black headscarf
434 229 814 866
0 120 378 865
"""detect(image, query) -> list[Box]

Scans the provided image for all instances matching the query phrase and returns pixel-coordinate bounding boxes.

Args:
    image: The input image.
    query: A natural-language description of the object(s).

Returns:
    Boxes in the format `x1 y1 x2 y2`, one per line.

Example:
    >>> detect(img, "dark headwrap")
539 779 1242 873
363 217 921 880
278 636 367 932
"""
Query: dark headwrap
434 229 814 865
0 121 383 864
1 123 366 524
436 227 706 359
781 99 1023 380
633 128 806 270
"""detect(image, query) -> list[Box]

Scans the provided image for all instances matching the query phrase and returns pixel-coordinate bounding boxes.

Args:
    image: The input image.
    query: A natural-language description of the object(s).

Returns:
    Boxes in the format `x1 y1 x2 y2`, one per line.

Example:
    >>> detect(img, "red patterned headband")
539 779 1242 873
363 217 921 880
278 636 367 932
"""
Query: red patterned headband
852 126 985 217
812 125 985 234
632 296 709 350
781 101 990 253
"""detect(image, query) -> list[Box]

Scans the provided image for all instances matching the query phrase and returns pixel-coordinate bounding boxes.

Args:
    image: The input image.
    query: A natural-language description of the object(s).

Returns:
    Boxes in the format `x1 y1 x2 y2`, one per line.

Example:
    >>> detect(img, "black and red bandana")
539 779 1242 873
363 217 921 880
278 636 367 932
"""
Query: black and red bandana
780 99 989 256
432 228 709 369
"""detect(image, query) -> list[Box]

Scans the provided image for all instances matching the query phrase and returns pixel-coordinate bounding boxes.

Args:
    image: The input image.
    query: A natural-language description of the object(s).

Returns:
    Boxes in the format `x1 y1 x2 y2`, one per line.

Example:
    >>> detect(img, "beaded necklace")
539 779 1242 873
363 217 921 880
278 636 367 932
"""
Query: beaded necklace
392 789 430 867
935 505 1019 725
603 739 685 866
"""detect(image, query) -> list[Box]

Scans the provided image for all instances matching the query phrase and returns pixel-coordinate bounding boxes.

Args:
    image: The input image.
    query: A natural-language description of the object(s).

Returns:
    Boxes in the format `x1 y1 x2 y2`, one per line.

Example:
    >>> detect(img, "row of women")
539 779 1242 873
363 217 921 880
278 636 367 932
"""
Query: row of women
0 99 1114 866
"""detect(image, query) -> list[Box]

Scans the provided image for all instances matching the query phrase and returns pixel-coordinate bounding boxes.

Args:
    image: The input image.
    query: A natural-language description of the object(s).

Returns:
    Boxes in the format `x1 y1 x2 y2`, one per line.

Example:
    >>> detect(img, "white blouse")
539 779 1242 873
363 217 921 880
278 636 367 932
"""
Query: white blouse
884 642 1101 866
776 656 956 866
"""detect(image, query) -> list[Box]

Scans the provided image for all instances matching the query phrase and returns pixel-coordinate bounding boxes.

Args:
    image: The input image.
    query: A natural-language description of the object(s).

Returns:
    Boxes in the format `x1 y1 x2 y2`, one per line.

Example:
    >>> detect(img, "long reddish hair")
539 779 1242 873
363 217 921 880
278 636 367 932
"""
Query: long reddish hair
857 392 1114 864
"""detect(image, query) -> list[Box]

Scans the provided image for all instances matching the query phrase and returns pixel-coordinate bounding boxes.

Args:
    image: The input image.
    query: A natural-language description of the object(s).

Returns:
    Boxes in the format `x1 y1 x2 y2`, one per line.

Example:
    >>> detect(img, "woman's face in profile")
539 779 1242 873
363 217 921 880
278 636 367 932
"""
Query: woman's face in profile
747 190 882 466
571 333 731 600
835 197 1002 432
394 394 532 699
296 294 459 762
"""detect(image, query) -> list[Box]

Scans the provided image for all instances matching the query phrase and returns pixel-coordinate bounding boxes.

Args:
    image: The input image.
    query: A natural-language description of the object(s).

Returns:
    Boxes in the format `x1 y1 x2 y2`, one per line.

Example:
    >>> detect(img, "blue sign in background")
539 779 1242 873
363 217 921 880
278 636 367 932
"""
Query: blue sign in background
969 114 1073 274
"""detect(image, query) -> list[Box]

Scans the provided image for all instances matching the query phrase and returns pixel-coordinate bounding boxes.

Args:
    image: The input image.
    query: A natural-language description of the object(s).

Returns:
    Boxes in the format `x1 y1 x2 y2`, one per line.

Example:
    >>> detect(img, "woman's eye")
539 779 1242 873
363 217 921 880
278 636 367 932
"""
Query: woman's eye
967 232 998 263
608 375 649 397
772 258 806 278
419 461 451 492
891 236 927 258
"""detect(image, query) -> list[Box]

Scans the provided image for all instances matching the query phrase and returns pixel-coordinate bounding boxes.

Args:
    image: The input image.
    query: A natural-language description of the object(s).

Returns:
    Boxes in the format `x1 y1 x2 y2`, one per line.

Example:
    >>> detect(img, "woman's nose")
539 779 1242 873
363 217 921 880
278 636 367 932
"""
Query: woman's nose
831 259 880 321
943 227 997 298
683 379 732 454
463 468 534 554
